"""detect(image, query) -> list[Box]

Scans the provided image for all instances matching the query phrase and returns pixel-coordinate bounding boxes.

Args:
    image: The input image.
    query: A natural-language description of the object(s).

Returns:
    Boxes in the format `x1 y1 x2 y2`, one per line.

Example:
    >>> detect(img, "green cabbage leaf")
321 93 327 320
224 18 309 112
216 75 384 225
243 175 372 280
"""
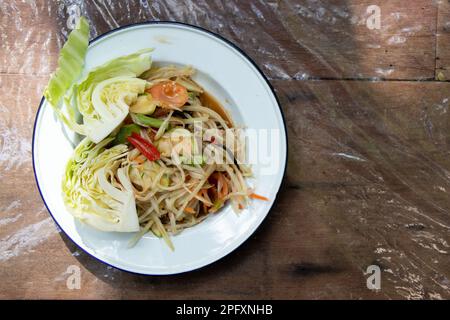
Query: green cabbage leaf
44 17 89 130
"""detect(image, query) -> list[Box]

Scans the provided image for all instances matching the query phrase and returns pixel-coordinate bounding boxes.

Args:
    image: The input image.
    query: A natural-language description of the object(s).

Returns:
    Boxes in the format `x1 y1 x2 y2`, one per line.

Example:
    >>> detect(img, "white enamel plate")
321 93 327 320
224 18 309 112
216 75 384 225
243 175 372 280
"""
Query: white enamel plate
33 22 287 275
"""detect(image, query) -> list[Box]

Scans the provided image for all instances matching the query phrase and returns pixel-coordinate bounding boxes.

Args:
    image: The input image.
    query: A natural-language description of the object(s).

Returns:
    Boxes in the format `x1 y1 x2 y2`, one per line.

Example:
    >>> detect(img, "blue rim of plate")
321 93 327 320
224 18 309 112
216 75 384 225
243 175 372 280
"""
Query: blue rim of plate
32 20 288 276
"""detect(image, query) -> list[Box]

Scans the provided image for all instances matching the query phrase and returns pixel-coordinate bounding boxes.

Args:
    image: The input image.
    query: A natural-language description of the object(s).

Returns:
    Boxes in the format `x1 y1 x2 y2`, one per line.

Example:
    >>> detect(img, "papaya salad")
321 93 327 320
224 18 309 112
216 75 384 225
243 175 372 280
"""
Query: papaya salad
43 18 268 249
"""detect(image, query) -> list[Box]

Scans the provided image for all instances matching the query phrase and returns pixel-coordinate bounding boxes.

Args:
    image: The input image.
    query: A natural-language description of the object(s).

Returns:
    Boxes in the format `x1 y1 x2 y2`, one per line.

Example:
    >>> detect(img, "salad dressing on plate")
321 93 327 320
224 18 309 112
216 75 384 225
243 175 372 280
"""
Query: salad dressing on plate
200 92 233 127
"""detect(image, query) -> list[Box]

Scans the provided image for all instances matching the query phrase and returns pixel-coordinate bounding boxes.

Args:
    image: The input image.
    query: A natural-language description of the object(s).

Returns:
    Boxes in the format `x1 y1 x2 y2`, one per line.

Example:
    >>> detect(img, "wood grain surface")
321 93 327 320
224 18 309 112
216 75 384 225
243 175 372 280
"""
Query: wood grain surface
437 0 450 79
1 0 449 300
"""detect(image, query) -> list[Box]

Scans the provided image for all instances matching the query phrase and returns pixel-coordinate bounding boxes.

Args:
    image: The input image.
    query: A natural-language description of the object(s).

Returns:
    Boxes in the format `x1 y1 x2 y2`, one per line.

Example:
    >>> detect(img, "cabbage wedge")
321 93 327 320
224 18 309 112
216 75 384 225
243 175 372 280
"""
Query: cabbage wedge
44 16 153 143
65 48 153 143
63 137 139 232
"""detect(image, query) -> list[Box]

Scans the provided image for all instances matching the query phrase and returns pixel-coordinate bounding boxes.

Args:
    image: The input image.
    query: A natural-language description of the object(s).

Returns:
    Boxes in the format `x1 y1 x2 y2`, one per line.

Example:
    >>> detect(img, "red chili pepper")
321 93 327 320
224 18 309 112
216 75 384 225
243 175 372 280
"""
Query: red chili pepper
127 132 161 161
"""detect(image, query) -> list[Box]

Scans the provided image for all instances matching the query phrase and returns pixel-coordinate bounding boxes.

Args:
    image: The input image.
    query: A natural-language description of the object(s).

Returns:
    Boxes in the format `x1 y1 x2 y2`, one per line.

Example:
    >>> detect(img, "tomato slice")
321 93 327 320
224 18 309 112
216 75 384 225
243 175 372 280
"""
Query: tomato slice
148 81 188 108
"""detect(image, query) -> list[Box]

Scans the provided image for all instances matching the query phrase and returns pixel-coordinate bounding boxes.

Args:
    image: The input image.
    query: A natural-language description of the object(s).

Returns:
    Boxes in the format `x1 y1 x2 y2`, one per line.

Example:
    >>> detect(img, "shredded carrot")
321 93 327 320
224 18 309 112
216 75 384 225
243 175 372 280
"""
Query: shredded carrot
221 183 229 199
184 207 196 214
249 193 269 201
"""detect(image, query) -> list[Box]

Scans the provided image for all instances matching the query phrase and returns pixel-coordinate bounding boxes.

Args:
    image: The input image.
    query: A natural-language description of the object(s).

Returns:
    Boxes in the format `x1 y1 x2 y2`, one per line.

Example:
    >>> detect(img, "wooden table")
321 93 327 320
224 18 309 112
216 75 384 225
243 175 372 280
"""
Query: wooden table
1 0 449 299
